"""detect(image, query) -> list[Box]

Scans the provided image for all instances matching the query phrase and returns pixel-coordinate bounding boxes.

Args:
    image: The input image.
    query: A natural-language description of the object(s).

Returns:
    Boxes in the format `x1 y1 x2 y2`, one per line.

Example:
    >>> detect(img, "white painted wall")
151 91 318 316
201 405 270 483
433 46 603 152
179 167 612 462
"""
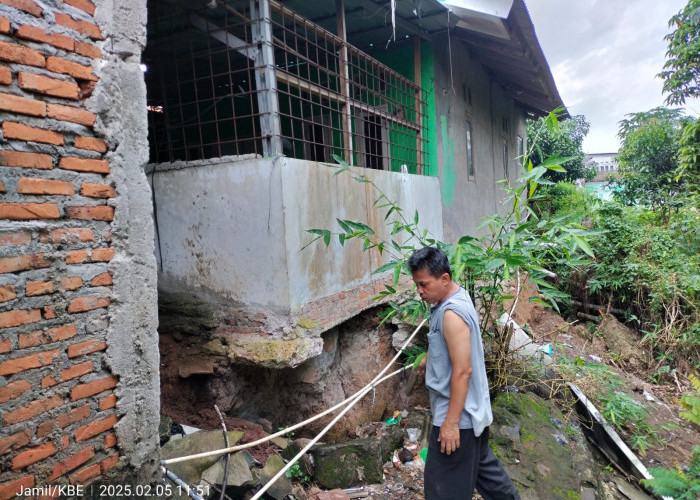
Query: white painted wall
149 157 442 314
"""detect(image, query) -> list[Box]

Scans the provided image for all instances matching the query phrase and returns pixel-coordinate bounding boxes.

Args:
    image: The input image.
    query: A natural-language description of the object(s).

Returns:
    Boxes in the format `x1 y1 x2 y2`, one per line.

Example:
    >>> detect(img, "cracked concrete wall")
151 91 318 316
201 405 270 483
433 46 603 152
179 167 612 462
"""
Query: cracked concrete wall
93 0 160 483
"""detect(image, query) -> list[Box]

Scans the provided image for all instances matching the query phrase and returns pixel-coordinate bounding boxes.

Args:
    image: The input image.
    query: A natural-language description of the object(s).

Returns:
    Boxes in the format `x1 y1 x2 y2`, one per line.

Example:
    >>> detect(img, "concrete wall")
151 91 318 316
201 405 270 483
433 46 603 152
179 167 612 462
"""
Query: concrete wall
150 157 441 365
0 0 159 496
432 35 528 242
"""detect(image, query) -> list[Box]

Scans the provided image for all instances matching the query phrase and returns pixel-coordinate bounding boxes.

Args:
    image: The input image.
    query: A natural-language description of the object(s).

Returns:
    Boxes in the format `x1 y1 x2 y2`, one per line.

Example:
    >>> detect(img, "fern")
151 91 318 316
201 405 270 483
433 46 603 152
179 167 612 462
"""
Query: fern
680 374 700 426
643 446 700 500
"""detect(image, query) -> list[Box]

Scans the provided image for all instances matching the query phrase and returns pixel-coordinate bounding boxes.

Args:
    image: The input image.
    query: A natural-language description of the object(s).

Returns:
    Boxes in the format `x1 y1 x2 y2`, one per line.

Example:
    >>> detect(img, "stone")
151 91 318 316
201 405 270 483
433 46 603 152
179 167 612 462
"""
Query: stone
200 450 256 492
225 336 323 369
599 314 641 365
307 486 351 500
159 416 173 445
311 426 403 489
254 454 294 500
160 430 244 484
202 338 227 356
281 439 314 478
178 356 216 378
270 436 289 449
490 392 602 499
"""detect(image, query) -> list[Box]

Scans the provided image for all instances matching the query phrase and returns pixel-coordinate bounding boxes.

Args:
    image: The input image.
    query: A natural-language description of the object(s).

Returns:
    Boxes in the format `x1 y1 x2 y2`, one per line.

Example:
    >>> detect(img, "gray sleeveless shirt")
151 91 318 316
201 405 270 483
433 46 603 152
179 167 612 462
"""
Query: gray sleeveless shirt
425 287 493 437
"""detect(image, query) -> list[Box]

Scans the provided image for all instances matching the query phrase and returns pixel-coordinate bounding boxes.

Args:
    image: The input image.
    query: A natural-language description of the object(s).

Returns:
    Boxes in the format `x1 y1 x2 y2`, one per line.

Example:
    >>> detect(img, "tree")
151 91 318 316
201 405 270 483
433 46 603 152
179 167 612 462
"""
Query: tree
659 0 700 105
615 108 690 218
526 114 596 182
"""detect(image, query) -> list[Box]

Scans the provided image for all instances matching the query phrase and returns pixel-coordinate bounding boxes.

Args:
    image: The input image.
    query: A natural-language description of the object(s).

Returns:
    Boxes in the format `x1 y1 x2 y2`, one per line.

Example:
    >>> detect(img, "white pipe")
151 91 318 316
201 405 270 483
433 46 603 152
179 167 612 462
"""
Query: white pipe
162 318 427 466
250 367 407 500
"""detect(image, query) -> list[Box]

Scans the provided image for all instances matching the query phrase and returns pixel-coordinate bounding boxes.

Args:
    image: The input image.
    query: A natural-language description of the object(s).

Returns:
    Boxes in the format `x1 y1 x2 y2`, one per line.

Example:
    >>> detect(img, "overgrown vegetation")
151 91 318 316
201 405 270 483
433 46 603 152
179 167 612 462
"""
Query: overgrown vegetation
643 375 700 499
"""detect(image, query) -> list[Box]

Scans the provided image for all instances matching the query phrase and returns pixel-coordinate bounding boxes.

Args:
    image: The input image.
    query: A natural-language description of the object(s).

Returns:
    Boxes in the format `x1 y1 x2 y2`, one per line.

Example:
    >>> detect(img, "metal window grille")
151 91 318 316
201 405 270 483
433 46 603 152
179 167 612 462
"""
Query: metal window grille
145 0 428 173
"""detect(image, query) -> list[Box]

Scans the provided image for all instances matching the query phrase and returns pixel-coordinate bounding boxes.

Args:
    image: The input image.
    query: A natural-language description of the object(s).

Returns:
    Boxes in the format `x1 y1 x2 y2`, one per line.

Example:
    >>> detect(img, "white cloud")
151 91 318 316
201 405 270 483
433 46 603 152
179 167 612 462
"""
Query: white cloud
526 0 700 152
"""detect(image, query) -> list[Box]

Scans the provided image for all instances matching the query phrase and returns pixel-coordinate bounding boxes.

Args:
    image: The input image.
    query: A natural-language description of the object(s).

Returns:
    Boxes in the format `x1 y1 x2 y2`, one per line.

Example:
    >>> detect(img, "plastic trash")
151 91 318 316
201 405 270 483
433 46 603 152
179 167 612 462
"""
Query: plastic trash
419 447 428 462
384 410 401 427
406 427 420 441
540 343 553 355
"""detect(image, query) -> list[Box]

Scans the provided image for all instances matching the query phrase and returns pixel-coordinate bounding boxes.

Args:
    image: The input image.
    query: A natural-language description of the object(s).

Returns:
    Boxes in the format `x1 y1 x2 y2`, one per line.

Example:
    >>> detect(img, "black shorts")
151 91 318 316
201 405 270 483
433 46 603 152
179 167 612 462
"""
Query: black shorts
424 426 520 500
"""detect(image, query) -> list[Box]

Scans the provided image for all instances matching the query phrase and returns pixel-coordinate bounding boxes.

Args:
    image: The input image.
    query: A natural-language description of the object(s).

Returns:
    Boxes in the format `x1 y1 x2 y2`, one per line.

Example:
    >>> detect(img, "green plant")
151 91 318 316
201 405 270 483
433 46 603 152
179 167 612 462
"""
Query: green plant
659 0 700 105
642 373 700 498
680 373 700 425
402 345 427 370
285 461 311 484
598 388 658 456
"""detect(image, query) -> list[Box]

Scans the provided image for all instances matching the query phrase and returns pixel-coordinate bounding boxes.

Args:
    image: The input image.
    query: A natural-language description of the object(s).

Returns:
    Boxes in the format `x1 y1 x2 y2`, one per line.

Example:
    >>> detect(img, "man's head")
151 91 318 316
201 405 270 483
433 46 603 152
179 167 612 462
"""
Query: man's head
407 247 453 304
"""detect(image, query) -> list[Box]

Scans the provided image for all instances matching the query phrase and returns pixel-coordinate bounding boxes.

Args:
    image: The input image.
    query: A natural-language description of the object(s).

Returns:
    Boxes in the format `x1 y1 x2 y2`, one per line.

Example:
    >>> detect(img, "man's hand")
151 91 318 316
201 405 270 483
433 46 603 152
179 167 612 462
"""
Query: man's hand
417 353 427 375
438 420 460 455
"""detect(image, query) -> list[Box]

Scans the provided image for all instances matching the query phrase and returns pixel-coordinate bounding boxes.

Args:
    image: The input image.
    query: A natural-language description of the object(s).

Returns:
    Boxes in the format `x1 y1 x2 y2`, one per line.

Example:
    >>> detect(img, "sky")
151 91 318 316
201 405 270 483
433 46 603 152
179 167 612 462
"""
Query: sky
526 0 700 153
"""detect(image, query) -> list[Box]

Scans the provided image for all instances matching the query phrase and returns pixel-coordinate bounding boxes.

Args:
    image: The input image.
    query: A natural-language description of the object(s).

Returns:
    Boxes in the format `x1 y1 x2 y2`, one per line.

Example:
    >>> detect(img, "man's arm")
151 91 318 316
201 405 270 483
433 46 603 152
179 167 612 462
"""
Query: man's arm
438 309 472 455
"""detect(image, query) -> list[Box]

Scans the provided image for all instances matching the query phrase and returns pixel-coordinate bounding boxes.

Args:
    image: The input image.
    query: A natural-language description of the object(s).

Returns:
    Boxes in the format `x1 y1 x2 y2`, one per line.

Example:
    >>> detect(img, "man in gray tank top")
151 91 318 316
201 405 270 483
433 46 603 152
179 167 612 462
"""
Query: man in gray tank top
408 247 520 500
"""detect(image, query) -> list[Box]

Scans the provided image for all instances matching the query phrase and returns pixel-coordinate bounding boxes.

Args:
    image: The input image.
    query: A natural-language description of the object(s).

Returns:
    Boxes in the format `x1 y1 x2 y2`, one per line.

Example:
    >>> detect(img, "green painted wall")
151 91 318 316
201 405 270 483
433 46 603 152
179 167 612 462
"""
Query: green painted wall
373 41 438 177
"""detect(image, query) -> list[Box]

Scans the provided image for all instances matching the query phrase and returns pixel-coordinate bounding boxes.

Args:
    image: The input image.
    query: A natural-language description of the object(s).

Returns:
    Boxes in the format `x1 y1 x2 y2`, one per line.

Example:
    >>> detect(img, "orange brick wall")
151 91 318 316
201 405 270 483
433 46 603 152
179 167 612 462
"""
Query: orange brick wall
0 0 157 497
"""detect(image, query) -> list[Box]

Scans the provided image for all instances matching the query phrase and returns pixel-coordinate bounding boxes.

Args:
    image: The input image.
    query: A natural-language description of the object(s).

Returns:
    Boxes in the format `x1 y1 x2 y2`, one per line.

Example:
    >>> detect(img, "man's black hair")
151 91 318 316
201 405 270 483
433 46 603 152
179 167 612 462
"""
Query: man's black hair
407 246 452 279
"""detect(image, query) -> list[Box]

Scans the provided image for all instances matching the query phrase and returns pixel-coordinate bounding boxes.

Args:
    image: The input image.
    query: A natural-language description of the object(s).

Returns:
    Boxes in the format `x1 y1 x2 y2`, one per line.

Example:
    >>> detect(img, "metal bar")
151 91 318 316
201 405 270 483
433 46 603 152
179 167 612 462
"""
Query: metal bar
413 35 422 174
190 14 258 61
336 0 353 164
251 0 282 156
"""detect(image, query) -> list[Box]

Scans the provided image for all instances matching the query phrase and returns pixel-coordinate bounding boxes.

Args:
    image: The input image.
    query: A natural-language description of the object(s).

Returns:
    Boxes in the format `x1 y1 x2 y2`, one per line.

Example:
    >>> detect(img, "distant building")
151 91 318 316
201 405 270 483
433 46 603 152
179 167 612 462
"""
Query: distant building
585 152 619 199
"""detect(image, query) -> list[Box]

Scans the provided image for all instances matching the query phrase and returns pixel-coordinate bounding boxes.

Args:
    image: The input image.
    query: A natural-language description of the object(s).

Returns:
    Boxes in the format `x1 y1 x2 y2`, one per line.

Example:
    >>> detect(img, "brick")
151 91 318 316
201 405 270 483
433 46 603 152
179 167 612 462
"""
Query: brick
18 324 78 348
0 349 59 376
47 56 97 82
0 66 10 85
0 41 45 67
16 24 75 51
67 296 109 313
25 280 53 296
0 253 49 273
47 228 94 244
47 103 96 126
0 338 10 353
0 180 4 192
104 432 116 449
3 394 63 425
0 309 41 329
54 14 102 40
0 380 31 403
66 250 88 264
2 122 64 145
62 360 92 381
0 202 60 220
99 392 117 410
60 0 95 15
0 92 47 116
18 177 75 196
0 284 16 302
0 150 52 169
12 441 57 470
43 304 55 319
90 272 111 287
0 429 31 455
101 452 118 473
61 276 83 290
70 375 117 401
81 182 114 198
75 414 118 441
18 71 79 100
0 0 43 17
74 136 106 153
67 339 106 358
0 475 34 500
0 218 23 235
48 444 95 481
65 205 113 221
59 157 109 174
91 248 113 262
70 463 100 484
37 403 90 437
0 16 8 33
74 41 101 59
41 375 58 388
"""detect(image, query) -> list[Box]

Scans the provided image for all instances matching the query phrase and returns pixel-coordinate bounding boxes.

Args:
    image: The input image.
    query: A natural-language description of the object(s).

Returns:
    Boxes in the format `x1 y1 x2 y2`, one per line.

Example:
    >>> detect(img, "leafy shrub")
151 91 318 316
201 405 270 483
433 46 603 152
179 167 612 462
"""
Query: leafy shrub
540 181 597 217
